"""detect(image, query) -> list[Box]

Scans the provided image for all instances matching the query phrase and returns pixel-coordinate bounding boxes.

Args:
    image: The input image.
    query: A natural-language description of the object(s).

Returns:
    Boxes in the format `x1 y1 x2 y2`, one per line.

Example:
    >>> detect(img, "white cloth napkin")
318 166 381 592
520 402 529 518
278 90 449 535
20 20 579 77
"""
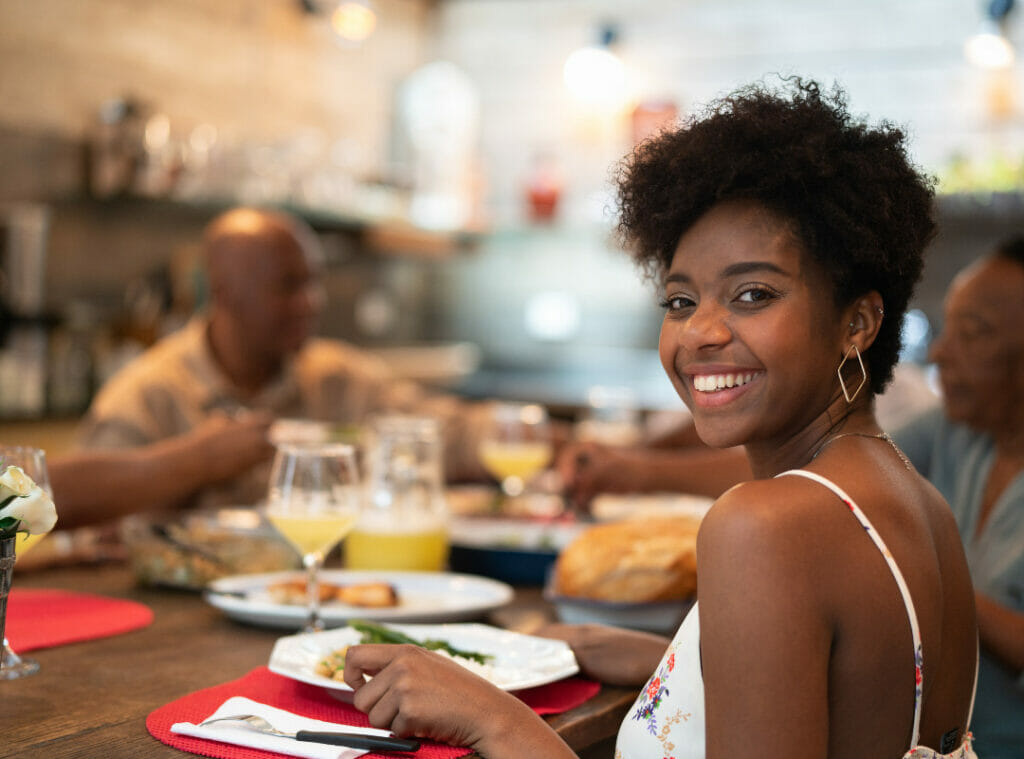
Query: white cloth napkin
171 696 395 759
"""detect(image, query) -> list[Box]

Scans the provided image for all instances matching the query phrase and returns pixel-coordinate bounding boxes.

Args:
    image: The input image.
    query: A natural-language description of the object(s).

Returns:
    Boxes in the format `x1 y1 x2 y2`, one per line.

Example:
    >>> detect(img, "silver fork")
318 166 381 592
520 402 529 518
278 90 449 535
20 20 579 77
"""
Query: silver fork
199 713 420 752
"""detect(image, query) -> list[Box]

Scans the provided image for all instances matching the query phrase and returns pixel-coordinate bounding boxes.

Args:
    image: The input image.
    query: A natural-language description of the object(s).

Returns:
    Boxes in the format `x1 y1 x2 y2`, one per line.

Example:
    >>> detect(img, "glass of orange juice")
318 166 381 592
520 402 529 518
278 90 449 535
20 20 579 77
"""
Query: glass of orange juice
478 402 553 498
265 442 360 632
1 445 52 680
345 415 449 572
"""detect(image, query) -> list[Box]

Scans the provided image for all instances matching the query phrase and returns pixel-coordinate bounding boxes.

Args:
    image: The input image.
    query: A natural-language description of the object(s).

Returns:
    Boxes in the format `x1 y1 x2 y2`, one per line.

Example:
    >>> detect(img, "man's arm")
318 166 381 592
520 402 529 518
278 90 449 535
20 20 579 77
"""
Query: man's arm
558 442 751 509
51 413 274 529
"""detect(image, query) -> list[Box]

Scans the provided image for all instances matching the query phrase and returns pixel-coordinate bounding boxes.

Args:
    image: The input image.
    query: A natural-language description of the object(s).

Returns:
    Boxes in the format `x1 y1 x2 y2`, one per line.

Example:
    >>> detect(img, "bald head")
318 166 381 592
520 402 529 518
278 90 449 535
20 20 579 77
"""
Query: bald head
203 207 325 371
204 208 323 300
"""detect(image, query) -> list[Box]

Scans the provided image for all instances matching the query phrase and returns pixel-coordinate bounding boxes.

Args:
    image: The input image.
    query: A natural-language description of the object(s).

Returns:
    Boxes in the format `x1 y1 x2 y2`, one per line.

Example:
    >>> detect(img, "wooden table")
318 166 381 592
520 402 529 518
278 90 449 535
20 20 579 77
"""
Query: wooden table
3 563 637 758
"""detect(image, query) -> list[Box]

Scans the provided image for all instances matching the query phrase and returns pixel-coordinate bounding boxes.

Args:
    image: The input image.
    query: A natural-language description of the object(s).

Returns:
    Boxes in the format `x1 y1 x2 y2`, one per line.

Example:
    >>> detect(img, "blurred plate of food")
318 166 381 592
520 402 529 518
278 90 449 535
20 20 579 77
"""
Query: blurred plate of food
204 569 514 629
268 620 578 697
545 515 700 634
445 484 565 519
447 517 585 586
589 492 714 523
120 508 298 590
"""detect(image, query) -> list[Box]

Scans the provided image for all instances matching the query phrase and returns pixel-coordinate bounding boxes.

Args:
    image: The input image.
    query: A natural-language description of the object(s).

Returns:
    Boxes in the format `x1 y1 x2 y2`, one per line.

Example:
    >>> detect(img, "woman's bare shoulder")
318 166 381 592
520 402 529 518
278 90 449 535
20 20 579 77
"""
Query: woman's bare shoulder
696 476 839 630
702 476 829 537
698 476 838 575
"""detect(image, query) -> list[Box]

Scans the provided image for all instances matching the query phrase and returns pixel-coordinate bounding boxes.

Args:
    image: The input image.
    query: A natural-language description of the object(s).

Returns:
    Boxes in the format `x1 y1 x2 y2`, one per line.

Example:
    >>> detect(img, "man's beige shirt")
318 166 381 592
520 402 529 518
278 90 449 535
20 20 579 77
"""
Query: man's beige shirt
78 318 489 508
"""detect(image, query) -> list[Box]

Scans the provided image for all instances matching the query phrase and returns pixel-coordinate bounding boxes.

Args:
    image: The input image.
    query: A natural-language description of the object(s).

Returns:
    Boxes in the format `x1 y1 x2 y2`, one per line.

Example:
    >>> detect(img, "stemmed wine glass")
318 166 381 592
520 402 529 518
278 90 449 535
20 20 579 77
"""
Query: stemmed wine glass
0 446 51 680
264 443 360 633
478 402 553 498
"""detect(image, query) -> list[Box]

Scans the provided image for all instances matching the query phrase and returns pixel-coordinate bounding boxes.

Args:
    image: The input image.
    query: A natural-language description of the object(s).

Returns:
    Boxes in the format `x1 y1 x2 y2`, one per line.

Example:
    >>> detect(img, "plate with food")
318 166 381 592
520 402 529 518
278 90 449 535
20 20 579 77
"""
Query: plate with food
204 569 514 629
268 620 579 696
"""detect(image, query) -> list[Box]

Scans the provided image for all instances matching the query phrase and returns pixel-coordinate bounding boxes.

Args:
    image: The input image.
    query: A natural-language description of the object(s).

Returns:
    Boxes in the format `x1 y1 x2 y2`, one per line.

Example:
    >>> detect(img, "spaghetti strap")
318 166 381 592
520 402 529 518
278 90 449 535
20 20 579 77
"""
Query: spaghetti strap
777 468 925 750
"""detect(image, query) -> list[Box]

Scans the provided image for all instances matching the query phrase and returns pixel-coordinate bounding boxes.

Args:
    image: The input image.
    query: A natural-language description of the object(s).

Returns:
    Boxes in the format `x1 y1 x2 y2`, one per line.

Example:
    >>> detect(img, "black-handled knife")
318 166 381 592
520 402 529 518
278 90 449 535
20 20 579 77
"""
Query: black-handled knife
295 730 420 752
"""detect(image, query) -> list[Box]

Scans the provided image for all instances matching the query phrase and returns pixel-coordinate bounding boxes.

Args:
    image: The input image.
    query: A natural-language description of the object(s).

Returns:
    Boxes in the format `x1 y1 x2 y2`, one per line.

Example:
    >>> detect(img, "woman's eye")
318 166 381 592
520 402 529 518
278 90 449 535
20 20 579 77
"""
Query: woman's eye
736 286 776 304
659 294 694 312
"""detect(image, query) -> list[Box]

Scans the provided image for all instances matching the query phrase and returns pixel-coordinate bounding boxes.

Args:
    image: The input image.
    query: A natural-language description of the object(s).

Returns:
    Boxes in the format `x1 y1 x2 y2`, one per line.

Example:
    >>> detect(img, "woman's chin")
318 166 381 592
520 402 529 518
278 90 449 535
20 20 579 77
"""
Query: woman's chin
691 421 746 450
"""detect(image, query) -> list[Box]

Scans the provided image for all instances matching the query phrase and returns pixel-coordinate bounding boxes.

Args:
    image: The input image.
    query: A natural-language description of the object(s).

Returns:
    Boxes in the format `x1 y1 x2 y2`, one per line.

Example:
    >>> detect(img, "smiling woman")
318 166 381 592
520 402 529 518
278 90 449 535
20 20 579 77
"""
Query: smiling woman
321 78 981 759
610 76 978 759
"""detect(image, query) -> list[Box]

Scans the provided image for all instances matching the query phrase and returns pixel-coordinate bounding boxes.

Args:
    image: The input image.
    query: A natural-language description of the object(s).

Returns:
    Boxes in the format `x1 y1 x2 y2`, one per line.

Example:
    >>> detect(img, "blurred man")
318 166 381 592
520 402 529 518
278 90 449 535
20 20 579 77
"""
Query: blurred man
78 206 489 510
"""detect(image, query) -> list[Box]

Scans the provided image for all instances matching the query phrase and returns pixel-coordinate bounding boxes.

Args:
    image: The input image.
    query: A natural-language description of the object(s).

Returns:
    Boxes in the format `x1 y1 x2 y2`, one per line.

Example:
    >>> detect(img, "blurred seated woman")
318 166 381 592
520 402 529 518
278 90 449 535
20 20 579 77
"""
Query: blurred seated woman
339 78 980 759
892 237 1024 759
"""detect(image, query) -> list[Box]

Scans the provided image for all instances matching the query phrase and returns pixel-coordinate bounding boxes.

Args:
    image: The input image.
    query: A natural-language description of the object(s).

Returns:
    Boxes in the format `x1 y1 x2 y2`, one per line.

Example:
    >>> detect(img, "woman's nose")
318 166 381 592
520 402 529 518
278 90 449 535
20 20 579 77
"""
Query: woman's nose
679 301 732 350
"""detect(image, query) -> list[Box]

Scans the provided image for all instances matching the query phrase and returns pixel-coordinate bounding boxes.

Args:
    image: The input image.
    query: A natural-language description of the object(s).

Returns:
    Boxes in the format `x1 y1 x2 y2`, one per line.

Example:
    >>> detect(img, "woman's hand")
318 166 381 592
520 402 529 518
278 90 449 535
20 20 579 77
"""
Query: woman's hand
343 643 576 758
534 623 670 686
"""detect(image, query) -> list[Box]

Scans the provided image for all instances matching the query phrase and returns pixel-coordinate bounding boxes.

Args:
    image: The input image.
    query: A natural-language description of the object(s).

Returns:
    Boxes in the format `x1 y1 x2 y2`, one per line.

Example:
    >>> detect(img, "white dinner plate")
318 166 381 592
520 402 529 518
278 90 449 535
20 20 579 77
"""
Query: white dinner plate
268 622 579 695
204 570 514 629
590 492 714 523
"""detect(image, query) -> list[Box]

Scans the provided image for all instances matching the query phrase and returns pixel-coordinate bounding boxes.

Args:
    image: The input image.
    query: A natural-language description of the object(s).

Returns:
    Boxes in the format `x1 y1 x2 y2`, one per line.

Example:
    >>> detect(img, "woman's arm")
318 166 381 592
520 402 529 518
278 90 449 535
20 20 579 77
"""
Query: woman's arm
343 644 578 759
533 623 671 686
697 483 832 757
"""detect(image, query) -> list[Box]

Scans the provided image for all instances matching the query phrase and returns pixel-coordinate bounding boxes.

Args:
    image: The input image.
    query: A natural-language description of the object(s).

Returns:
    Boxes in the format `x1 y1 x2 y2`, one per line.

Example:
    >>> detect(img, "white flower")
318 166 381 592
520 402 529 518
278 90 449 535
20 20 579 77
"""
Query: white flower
0 466 57 536
0 465 34 500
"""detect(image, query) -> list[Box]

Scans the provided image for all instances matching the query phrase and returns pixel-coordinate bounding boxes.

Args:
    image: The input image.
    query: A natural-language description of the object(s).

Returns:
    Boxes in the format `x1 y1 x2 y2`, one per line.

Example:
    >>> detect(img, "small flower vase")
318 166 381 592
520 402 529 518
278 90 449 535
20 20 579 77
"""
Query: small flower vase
0 536 14 646
1 535 39 679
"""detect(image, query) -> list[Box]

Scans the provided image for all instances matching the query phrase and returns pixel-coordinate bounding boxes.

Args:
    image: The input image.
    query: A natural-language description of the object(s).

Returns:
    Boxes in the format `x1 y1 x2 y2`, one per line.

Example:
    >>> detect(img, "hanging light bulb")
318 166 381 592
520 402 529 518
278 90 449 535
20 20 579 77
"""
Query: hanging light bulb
965 0 1016 68
563 24 625 107
330 0 377 43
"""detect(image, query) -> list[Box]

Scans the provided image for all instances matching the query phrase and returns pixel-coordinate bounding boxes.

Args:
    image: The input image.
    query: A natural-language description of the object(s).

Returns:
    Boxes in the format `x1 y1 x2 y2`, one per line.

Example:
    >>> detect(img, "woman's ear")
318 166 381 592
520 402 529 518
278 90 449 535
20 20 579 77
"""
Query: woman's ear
843 291 885 352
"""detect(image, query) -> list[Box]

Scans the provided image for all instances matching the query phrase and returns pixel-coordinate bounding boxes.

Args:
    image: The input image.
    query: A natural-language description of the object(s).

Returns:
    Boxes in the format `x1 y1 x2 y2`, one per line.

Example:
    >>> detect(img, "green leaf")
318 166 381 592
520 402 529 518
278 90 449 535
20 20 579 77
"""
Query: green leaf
0 516 20 532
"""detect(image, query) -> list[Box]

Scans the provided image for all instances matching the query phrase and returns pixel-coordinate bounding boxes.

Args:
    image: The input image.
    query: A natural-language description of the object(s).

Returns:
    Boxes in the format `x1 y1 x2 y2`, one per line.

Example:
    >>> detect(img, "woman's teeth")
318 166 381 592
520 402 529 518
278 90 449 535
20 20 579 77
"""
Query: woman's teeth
693 372 758 393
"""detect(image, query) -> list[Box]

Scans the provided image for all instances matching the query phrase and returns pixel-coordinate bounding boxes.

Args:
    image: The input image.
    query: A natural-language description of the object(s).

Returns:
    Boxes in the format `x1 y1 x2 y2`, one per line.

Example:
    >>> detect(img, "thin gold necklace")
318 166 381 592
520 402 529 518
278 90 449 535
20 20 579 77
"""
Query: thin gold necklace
810 430 913 470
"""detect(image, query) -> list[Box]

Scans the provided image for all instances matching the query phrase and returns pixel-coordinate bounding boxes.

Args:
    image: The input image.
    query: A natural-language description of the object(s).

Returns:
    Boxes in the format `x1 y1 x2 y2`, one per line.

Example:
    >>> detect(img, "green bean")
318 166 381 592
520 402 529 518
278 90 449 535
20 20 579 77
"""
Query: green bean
349 620 493 664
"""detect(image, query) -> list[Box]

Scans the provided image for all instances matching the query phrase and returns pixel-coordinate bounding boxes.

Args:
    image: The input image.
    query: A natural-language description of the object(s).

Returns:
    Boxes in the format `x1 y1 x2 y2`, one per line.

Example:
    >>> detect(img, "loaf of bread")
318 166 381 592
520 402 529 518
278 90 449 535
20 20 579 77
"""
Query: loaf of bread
552 517 700 602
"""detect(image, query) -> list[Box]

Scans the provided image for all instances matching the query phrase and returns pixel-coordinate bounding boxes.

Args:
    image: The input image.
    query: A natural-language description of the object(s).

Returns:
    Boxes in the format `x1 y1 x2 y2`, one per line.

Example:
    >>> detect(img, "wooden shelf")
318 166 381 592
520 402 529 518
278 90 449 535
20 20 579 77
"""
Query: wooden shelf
60 194 484 259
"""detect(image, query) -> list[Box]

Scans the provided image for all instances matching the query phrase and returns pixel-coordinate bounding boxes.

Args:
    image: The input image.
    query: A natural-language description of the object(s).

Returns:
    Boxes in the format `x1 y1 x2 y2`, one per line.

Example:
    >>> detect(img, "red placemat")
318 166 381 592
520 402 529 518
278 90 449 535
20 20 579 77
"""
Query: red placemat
147 666 600 759
4 588 154 651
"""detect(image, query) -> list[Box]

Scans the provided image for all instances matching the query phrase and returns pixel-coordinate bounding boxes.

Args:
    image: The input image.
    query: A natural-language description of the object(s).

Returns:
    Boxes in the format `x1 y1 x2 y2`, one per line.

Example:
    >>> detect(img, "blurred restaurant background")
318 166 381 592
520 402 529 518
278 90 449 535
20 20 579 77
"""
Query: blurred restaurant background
3 0 1024 444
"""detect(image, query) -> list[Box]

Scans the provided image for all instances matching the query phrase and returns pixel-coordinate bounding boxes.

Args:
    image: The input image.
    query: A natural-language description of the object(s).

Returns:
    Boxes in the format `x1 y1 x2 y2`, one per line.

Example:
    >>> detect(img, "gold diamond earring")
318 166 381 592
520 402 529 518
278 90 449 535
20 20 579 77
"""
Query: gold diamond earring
837 345 867 403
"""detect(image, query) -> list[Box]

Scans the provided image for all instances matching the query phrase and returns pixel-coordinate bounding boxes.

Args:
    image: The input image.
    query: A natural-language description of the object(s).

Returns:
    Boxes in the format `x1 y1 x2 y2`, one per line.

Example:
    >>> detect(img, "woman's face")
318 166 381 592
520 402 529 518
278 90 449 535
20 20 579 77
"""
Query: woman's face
658 200 843 449
929 256 1024 434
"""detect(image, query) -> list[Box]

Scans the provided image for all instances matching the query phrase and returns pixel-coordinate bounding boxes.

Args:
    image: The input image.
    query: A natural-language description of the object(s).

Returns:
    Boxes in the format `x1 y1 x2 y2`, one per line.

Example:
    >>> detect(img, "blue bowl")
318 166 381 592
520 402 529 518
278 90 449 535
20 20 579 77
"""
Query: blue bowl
448 544 558 587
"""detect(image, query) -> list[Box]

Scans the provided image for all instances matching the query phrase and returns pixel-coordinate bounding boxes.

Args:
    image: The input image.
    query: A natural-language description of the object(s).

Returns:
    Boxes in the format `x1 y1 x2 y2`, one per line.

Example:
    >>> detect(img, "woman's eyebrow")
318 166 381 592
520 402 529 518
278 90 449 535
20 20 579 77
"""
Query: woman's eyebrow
664 261 788 286
720 261 789 277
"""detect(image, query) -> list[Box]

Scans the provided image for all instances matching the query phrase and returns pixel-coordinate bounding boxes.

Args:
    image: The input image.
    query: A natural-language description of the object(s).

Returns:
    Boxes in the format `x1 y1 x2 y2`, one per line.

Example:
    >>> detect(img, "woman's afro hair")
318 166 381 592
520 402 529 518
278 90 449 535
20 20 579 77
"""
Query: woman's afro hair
615 77 936 395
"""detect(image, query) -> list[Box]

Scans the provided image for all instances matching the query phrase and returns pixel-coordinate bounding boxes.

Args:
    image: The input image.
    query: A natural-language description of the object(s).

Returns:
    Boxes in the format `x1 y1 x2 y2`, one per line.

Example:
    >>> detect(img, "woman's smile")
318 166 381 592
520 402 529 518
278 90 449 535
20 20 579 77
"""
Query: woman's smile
688 370 765 408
